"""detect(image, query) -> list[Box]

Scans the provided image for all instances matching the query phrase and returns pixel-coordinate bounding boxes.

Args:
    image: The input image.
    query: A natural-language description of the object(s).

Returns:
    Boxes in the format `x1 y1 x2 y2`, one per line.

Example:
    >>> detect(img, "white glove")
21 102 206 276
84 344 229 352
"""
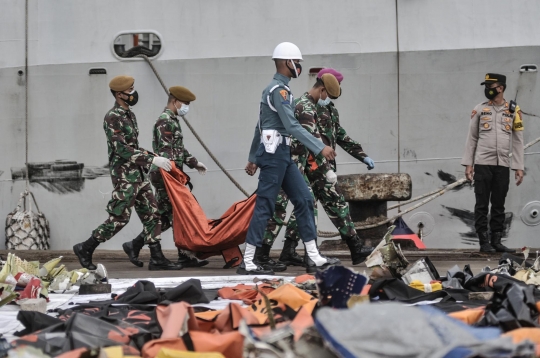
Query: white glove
325 170 337 184
152 156 172 172
196 162 207 175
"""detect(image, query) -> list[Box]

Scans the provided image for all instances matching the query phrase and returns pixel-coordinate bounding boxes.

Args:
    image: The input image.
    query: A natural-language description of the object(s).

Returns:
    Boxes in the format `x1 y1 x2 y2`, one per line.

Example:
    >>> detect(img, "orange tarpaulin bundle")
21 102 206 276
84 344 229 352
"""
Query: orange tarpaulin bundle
161 164 256 266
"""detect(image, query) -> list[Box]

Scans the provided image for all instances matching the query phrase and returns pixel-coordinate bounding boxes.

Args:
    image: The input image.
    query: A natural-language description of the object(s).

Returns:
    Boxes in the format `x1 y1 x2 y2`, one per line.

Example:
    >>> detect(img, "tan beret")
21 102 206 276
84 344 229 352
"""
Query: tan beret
109 75 134 91
320 73 340 98
169 86 196 102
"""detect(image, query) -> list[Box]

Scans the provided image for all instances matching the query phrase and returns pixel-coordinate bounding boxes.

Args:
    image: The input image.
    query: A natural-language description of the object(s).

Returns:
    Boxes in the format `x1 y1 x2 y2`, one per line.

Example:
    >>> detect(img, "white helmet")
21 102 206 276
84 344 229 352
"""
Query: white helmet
272 42 303 61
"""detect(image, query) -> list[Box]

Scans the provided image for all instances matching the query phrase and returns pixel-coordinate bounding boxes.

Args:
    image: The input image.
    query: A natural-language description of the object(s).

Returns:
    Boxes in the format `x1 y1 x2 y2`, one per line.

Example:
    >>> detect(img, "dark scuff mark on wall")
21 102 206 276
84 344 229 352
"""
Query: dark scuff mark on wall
83 165 110 180
10 160 109 194
437 170 467 191
425 172 432 176
402 148 417 160
442 205 513 246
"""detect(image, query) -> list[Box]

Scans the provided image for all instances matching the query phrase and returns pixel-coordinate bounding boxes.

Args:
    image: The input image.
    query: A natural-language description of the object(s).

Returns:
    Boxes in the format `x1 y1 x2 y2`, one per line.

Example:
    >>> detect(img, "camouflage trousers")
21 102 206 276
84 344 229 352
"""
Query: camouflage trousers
149 170 173 232
263 168 356 246
93 181 161 244
263 173 318 246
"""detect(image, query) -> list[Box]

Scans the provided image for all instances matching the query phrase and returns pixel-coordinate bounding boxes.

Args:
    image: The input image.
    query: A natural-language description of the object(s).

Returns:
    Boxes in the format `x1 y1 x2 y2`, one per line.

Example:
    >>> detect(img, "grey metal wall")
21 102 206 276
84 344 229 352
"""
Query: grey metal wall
1 0 539 251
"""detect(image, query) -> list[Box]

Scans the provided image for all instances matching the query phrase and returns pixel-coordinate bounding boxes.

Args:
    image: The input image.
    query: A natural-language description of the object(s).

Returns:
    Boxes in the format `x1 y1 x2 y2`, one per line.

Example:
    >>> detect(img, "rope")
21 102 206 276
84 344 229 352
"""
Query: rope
25 0 29 189
137 54 250 197
510 136 540 158
317 177 469 238
290 132 537 236
521 111 540 119
135 55 493 239
387 178 466 210
395 0 401 213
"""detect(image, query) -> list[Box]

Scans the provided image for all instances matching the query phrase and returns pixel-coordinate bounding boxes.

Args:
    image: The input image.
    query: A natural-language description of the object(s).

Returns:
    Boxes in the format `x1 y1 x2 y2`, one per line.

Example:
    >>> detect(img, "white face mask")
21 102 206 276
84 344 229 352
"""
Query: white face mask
318 91 331 106
176 103 189 116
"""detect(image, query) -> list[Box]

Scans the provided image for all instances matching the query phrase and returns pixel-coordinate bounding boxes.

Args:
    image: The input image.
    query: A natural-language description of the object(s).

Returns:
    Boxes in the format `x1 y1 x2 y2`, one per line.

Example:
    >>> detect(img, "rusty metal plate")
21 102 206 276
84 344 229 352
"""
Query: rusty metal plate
338 173 412 201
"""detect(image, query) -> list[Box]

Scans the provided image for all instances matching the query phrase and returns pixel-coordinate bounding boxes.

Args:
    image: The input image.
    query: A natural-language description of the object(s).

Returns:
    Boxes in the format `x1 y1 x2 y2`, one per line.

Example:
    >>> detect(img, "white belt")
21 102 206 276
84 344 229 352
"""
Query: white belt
261 135 291 146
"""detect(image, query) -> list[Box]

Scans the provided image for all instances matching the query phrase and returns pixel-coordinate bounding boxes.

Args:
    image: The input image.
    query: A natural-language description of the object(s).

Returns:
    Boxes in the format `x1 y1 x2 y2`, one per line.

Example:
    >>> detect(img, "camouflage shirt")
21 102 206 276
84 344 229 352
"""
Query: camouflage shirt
316 102 367 171
152 108 198 170
103 102 154 185
291 93 330 173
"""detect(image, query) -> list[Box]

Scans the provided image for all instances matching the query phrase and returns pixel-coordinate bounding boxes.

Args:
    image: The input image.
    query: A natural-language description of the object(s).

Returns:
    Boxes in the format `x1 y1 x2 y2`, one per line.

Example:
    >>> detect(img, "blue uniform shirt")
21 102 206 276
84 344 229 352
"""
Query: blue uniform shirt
248 73 326 164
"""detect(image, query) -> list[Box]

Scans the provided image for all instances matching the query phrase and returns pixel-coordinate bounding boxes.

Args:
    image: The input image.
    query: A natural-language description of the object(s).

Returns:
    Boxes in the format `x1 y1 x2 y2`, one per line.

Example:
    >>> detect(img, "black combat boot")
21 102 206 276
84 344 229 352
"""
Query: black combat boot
73 236 100 270
254 244 287 272
491 232 516 253
236 243 274 275
278 238 305 267
177 249 209 268
478 231 495 253
344 235 374 265
122 233 145 268
304 240 341 274
235 260 275 275
148 242 183 271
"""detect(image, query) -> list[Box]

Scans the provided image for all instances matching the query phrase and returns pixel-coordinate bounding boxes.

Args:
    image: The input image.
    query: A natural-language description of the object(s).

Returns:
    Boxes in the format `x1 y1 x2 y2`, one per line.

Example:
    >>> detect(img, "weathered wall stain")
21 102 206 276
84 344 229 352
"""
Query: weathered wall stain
402 148 417 160
11 160 109 194
443 205 513 245
437 170 467 191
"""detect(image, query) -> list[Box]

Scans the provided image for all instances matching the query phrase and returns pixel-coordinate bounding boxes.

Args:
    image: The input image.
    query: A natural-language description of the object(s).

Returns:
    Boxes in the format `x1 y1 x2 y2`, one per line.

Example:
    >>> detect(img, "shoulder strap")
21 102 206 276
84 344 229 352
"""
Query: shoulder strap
259 84 293 134
266 84 292 112
259 84 291 134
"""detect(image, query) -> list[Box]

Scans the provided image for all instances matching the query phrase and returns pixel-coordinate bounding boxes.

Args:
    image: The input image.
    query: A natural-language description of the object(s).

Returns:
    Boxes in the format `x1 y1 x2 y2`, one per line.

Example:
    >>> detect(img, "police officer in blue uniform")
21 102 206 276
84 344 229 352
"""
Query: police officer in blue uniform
238 42 338 275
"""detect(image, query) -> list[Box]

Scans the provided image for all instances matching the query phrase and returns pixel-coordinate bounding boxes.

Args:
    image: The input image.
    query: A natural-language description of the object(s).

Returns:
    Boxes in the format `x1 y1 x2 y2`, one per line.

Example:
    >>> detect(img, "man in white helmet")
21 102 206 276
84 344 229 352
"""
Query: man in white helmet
239 42 338 275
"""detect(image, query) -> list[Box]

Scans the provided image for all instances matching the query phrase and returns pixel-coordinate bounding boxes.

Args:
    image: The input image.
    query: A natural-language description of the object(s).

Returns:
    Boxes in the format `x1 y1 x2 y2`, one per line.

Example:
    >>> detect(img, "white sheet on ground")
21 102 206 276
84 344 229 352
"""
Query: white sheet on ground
0 275 291 342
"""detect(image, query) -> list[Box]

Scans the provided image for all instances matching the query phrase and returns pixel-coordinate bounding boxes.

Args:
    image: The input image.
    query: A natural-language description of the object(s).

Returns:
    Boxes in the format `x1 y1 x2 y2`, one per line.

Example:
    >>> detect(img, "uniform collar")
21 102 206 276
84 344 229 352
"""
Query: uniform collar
114 101 129 114
164 108 177 118
303 92 316 104
273 73 291 85
488 99 508 111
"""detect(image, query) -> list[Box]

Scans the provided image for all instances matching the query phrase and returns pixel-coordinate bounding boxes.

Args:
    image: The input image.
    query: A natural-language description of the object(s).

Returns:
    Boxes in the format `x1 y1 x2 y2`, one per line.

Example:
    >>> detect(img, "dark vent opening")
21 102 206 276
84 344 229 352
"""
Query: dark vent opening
89 68 107 75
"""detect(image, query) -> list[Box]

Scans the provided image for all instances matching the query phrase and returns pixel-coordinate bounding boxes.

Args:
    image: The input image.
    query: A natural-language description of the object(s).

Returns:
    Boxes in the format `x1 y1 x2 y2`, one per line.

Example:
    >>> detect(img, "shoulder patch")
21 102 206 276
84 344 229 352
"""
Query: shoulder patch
471 110 477 119
279 89 288 100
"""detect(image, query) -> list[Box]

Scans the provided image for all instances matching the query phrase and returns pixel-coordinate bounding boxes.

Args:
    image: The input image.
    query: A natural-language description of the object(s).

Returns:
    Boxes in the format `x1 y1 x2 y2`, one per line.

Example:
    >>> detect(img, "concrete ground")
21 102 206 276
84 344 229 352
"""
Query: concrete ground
60 257 499 280
1 248 520 279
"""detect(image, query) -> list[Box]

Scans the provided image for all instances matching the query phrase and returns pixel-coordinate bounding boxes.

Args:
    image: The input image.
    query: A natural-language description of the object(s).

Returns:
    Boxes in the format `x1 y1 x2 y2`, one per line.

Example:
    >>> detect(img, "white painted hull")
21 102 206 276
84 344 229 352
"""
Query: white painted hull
1 0 539 250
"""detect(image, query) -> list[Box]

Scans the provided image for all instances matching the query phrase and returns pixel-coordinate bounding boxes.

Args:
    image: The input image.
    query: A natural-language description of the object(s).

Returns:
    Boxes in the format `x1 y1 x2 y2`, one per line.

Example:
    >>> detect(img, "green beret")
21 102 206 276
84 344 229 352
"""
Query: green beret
109 75 134 91
321 73 340 98
169 86 196 102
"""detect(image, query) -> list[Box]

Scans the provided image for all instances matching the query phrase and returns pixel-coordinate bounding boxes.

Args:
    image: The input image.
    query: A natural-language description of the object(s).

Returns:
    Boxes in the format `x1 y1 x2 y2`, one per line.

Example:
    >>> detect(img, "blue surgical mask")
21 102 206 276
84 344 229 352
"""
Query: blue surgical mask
318 94 331 106
176 103 189 116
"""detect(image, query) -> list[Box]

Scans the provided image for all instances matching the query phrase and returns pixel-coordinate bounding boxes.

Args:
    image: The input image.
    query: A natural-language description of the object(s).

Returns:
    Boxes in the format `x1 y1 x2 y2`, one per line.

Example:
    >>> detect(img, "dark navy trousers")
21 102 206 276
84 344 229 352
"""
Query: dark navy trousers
246 143 316 246
473 164 510 233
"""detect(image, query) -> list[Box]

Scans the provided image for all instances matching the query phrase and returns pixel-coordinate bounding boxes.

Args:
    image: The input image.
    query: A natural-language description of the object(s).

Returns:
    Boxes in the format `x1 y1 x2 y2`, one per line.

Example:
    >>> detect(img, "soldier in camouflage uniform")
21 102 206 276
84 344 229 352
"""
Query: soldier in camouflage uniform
123 86 209 269
255 73 342 273
266 69 375 266
73 75 182 271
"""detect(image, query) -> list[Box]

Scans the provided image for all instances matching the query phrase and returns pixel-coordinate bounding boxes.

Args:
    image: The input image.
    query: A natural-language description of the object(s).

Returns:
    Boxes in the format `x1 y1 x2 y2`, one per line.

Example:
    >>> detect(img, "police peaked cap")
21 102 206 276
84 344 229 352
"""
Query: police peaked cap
169 86 196 102
481 73 506 85
109 75 135 91
320 73 341 98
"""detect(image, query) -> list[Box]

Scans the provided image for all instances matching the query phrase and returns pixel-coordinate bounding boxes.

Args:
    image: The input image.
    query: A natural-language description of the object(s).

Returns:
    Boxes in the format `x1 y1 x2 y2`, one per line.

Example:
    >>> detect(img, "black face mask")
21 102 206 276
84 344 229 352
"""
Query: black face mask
484 86 499 100
286 61 302 78
121 90 139 106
